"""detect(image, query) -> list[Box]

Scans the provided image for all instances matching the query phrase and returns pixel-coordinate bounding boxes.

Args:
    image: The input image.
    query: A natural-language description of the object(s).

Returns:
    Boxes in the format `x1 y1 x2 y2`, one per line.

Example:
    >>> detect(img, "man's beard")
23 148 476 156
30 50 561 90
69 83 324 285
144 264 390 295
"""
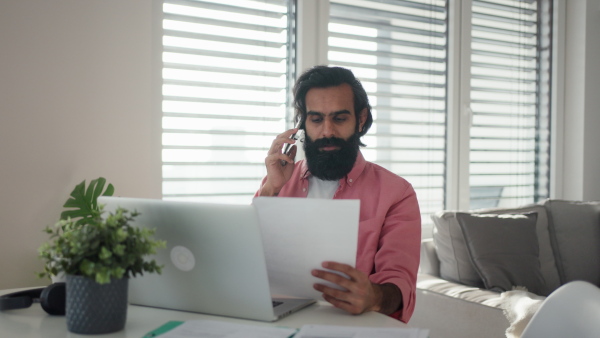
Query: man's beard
303 133 360 181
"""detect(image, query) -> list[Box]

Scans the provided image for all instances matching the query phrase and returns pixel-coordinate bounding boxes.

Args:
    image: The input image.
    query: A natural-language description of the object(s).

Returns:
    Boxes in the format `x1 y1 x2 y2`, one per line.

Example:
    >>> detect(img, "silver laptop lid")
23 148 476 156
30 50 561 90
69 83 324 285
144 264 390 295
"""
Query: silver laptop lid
98 196 278 321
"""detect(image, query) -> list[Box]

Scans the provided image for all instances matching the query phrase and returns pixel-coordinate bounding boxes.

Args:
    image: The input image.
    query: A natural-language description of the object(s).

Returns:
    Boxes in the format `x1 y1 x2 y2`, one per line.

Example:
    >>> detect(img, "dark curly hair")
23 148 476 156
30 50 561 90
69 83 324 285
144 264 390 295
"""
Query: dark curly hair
293 66 373 146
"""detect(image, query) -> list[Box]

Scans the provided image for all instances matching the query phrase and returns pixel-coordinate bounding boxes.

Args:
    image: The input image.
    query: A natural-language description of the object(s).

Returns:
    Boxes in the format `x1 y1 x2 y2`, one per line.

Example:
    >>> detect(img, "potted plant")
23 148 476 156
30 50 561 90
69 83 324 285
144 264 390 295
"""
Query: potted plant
38 178 165 334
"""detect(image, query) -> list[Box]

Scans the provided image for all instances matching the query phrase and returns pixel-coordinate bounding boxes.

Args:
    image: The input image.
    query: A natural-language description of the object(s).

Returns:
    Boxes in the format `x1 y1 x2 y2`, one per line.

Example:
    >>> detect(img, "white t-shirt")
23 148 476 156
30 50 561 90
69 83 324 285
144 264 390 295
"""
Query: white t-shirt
307 176 339 199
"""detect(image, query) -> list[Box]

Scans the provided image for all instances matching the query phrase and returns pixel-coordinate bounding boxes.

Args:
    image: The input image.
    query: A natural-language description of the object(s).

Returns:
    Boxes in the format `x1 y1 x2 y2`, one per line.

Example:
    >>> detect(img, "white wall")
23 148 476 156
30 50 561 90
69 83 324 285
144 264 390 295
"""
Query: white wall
0 0 161 289
581 0 600 201
561 0 600 201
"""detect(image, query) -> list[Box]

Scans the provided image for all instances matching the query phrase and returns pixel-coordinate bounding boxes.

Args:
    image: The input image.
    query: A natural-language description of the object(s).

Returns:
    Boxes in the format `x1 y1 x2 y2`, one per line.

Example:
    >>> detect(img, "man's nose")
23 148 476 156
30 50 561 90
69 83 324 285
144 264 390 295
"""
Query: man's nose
322 119 335 138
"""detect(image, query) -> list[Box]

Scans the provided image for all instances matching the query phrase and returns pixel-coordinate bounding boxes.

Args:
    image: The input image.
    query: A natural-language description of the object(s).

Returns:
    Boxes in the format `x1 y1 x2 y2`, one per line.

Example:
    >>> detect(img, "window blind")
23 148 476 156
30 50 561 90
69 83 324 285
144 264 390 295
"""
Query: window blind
161 0 293 203
469 0 551 209
328 0 448 232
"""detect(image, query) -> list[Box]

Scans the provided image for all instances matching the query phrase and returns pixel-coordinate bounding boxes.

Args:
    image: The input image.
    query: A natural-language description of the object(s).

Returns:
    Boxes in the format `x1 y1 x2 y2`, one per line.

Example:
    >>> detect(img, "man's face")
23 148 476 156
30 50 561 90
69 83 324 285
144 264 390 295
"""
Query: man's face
302 84 367 181
304 83 365 144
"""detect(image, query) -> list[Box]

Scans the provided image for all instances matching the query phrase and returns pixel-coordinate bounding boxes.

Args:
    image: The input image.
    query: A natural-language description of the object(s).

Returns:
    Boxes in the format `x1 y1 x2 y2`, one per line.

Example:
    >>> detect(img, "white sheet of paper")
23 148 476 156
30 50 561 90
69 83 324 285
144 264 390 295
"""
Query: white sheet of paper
295 324 430 338
252 197 360 300
157 320 297 338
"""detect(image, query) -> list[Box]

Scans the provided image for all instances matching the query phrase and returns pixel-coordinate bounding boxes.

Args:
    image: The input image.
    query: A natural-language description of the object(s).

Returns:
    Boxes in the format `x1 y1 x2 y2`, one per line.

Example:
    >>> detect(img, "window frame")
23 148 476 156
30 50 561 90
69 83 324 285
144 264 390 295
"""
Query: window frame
156 0 557 239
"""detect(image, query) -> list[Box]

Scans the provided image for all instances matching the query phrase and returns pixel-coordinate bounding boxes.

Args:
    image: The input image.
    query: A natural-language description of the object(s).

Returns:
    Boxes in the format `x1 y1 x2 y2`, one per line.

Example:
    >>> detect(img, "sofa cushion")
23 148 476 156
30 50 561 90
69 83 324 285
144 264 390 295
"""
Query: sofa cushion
432 204 560 295
456 212 547 295
419 238 440 276
544 200 600 286
432 212 484 288
477 204 561 294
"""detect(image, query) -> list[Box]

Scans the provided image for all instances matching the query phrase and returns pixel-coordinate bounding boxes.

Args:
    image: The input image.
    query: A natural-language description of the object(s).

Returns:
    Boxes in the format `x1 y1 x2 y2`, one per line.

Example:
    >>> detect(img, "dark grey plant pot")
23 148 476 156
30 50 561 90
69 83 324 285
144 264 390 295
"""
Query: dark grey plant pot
66 275 128 334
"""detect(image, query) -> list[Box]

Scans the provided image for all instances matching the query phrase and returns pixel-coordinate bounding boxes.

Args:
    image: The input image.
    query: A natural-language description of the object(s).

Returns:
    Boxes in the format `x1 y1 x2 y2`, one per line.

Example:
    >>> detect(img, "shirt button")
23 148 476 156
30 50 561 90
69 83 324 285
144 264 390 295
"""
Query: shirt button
302 188 306 192
349 179 353 183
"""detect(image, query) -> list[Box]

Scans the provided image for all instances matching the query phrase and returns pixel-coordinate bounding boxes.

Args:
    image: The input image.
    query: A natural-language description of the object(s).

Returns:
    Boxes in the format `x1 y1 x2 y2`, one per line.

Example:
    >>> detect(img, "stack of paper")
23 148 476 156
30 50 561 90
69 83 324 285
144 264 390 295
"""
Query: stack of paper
145 320 430 338
295 324 429 338
253 197 360 300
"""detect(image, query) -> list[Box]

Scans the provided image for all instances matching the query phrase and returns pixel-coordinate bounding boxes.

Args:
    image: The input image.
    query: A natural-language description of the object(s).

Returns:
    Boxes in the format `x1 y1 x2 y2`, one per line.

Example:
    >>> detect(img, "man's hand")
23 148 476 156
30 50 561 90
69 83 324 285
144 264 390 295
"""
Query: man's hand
312 261 402 315
259 128 298 196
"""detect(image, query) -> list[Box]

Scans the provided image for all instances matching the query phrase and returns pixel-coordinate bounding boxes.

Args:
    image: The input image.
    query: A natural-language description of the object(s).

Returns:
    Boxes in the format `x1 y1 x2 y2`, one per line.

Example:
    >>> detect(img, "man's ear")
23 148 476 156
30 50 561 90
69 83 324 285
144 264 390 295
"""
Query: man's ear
358 108 368 132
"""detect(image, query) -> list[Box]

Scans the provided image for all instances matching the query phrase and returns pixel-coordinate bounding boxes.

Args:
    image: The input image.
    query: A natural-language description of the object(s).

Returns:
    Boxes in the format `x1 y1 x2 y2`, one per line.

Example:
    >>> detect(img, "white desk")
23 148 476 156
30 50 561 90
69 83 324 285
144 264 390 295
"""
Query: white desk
0 288 408 337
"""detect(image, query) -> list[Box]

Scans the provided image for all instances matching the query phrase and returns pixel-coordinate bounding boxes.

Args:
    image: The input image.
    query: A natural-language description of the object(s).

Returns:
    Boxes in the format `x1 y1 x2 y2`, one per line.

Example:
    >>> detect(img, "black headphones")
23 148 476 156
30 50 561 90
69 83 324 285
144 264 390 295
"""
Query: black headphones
0 283 66 315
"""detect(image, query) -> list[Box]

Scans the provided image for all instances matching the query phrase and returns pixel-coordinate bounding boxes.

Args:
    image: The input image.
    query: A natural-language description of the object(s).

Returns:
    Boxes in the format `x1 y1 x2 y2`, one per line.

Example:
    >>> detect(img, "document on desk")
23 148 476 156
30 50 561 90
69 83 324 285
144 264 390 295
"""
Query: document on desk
252 197 360 300
295 324 430 338
152 319 296 338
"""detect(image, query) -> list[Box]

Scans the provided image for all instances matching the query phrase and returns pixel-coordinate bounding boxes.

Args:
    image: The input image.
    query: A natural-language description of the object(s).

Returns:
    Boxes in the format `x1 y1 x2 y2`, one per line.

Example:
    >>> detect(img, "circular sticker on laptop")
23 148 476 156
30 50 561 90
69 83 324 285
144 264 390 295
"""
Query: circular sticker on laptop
170 246 195 272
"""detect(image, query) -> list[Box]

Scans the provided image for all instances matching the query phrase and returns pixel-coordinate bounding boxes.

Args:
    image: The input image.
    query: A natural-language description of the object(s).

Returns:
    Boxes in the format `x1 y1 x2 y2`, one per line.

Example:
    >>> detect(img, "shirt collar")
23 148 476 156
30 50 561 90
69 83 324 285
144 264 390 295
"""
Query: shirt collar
300 150 366 187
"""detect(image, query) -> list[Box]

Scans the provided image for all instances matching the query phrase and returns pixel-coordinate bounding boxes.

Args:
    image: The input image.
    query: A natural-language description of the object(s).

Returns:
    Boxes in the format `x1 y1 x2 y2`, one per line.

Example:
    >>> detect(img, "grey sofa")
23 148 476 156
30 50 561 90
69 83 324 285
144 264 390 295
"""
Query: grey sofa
408 199 600 338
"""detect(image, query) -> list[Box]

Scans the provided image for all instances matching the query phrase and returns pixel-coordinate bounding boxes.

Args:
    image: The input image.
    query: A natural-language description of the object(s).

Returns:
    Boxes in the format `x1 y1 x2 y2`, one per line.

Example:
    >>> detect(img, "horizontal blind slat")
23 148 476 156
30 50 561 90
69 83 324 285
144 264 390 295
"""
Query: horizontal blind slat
472 12 537 26
163 79 284 91
472 74 537 83
163 162 266 166
329 32 446 51
472 49 537 61
164 29 285 48
471 86 537 95
163 14 284 33
472 24 536 38
164 145 269 151
472 61 537 72
163 62 284 77
165 0 286 18
330 17 446 38
163 95 284 106
163 129 280 136
472 37 537 50
331 3 446 25
328 45 446 62
473 0 536 15
163 46 285 63
331 61 447 76
364 0 447 12
163 112 283 121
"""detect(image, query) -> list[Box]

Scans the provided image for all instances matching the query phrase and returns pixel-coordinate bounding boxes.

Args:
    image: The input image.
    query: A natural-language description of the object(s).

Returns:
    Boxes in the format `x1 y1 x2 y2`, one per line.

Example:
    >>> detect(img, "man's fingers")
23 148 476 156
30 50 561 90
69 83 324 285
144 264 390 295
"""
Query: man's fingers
323 295 364 315
312 262 379 315
313 282 351 299
311 269 353 290
318 262 369 286
266 153 294 168
268 128 299 154
268 137 294 155
316 286 365 315
313 283 351 305
321 261 356 276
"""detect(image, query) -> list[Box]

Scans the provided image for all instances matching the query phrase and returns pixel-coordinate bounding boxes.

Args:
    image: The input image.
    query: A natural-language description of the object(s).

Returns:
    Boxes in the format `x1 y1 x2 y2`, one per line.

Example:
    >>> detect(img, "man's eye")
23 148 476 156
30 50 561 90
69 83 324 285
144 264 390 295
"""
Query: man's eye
311 117 322 123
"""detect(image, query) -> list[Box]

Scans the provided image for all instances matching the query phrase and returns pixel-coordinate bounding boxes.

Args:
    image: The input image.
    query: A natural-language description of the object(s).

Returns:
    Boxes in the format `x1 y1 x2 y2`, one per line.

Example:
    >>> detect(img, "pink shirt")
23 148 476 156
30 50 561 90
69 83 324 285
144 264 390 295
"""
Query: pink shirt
257 151 421 323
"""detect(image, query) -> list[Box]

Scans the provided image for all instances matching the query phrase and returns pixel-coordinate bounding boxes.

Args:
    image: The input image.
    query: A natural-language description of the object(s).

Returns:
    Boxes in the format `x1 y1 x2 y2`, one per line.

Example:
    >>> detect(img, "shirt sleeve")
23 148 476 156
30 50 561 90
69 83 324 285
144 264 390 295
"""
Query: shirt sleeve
368 183 421 323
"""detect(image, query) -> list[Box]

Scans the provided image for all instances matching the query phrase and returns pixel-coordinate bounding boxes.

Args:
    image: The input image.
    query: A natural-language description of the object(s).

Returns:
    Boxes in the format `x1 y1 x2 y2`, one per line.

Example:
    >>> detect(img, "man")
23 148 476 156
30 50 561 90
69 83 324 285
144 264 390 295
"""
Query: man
257 66 421 323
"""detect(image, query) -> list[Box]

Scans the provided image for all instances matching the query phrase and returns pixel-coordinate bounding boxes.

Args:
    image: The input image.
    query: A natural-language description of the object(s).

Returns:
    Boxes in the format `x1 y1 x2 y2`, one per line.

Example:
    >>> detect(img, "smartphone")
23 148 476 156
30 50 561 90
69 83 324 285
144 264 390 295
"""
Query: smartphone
281 120 303 166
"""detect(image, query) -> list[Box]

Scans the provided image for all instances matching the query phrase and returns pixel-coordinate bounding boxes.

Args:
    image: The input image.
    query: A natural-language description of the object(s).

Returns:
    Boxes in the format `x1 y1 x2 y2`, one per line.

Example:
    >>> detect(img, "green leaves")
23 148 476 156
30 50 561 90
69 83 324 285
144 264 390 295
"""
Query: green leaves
38 178 165 284
99 246 112 260
39 207 166 284
60 177 114 226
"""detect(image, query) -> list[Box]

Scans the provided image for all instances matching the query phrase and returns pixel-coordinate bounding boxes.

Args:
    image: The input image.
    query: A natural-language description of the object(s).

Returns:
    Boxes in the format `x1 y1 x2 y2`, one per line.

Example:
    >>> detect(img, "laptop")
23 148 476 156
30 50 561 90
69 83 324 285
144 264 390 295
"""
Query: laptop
98 196 316 322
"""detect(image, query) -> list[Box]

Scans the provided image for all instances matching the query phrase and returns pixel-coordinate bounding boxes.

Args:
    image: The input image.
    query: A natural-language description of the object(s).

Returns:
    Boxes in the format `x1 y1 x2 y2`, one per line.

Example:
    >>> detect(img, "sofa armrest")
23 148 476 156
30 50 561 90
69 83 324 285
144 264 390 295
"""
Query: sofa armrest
419 238 441 276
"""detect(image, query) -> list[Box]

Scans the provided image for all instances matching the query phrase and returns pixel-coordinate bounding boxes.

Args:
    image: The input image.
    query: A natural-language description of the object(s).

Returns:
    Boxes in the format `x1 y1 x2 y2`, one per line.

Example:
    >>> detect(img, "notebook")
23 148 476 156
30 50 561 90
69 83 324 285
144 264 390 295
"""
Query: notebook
98 196 316 322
